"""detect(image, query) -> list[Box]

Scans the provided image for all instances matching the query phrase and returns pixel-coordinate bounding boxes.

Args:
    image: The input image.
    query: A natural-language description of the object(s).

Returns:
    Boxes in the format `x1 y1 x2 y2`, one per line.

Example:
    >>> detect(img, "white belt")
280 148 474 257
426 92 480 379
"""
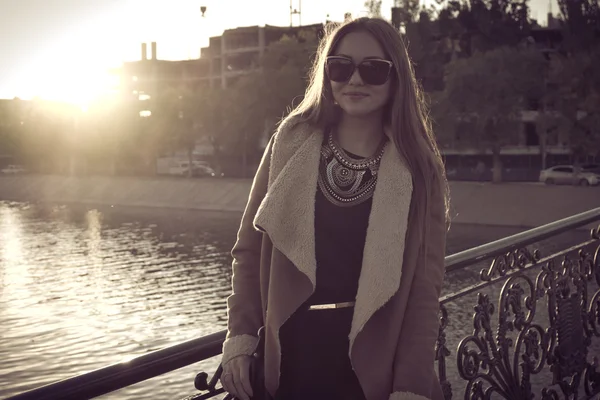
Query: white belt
308 301 355 310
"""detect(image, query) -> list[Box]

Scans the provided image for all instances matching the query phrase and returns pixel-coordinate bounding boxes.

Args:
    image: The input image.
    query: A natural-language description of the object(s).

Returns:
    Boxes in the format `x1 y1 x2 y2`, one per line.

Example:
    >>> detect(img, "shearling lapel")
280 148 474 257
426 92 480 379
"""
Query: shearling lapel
253 120 413 357
348 141 413 353
253 123 324 290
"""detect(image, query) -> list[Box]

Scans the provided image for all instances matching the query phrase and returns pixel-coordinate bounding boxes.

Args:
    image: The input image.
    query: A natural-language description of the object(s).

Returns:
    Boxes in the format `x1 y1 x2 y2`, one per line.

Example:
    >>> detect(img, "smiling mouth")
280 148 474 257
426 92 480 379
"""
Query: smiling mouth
344 92 369 97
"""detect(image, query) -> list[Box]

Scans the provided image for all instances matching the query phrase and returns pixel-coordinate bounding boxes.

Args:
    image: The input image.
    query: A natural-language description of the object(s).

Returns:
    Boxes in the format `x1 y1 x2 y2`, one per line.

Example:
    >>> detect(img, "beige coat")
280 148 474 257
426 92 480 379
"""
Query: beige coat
222 117 446 400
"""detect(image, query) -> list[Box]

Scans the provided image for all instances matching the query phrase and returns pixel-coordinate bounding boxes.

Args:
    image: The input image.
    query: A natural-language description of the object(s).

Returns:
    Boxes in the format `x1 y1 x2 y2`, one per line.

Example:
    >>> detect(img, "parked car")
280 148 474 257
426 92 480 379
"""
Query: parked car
190 165 224 178
539 165 600 186
1 164 26 174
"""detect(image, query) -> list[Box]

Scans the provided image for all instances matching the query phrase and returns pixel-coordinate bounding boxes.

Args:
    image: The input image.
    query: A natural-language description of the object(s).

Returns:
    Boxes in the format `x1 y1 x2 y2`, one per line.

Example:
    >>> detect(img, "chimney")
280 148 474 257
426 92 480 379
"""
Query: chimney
151 42 157 60
141 43 148 61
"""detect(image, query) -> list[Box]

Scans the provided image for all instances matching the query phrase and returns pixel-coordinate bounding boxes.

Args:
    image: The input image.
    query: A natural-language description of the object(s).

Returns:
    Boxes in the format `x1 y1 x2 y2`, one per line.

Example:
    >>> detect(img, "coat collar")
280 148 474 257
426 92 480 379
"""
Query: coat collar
253 119 413 353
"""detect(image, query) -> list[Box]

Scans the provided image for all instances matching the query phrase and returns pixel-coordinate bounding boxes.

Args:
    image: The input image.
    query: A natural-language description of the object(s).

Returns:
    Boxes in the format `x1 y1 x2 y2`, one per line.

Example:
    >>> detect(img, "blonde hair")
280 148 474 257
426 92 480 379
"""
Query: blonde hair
283 17 450 254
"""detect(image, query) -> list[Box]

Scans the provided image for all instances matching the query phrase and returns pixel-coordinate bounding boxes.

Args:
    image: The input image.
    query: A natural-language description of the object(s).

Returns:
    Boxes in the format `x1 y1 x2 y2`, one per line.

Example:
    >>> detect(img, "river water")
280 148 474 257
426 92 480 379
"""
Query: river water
0 201 594 399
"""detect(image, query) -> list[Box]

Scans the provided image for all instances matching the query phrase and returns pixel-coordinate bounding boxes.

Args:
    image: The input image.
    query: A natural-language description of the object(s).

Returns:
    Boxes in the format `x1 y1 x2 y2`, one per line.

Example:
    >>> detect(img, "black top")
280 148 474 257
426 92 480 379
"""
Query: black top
276 147 372 400
309 149 373 305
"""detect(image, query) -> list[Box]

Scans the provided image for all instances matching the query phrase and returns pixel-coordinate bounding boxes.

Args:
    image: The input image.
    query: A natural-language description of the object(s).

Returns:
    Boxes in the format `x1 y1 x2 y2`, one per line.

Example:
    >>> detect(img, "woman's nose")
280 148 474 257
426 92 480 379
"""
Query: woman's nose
347 67 364 85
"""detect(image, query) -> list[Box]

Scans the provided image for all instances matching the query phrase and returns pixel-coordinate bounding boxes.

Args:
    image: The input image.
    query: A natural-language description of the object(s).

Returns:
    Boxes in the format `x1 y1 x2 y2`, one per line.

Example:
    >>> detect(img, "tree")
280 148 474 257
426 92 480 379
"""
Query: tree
0 100 24 160
401 0 535 93
73 98 138 175
434 46 546 182
365 0 382 17
405 10 452 92
259 30 319 117
177 89 203 177
18 100 75 173
557 0 600 51
205 30 319 176
544 48 600 163
203 80 261 177
125 86 199 177
433 0 532 56
188 85 228 171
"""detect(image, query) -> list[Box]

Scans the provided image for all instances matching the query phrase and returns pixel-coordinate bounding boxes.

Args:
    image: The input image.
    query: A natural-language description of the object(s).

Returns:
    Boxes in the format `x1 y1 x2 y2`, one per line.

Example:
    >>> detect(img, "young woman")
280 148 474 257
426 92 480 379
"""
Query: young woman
220 17 449 400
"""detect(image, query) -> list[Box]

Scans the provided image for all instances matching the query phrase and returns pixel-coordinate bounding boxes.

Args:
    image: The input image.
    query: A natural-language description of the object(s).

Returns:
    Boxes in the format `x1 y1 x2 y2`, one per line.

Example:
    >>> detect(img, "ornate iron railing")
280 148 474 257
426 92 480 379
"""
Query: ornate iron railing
437 209 600 400
7 208 600 400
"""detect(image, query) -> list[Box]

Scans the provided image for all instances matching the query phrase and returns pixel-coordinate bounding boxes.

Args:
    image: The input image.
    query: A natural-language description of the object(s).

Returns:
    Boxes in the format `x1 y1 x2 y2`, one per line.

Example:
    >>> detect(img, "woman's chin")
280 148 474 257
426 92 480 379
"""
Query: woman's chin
340 105 381 118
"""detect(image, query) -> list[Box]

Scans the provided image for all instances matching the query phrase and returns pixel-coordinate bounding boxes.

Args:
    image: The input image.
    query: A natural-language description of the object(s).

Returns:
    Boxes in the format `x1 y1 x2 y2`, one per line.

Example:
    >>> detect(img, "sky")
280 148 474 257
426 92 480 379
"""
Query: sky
0 0 556 105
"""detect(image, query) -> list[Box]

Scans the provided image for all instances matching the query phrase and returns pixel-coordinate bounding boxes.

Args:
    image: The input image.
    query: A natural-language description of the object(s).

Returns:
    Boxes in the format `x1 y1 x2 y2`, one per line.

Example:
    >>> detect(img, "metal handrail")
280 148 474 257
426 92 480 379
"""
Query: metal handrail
7 207 600 400
445 207 600 272
7 331 227 400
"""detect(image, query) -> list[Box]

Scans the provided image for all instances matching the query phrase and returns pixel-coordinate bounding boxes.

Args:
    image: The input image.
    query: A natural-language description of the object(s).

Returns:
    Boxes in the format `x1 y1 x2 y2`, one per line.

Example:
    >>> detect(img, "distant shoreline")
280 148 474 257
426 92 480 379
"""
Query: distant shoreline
1 174 598 230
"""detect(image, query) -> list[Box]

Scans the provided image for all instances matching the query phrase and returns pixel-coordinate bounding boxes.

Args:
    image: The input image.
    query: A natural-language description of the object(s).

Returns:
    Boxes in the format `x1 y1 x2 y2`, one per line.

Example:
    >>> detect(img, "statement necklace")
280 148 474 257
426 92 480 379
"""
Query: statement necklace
317 132 387 207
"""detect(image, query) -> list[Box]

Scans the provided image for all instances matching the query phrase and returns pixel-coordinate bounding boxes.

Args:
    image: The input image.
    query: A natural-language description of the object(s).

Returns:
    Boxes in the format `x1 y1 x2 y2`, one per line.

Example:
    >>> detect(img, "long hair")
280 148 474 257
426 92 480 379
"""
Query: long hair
284 17 450 254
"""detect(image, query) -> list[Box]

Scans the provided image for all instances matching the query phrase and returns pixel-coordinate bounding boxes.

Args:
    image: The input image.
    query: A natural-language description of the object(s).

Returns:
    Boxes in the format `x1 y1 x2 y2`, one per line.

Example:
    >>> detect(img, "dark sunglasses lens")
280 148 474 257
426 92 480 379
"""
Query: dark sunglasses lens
358 60 392 85
326 59 354 82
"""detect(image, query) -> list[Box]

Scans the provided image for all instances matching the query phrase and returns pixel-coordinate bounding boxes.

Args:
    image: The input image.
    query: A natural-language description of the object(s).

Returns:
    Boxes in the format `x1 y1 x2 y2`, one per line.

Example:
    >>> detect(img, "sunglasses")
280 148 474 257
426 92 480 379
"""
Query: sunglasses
325 56 394 86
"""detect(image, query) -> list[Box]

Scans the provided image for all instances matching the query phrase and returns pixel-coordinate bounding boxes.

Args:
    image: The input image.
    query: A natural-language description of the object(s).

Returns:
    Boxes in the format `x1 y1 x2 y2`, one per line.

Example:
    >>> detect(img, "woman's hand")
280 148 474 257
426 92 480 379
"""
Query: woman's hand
221 355 253 400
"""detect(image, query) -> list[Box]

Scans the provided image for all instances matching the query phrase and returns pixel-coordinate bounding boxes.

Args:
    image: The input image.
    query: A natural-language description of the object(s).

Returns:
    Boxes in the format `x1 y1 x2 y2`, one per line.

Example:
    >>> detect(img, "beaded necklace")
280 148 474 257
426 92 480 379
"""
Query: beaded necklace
317 131 387 207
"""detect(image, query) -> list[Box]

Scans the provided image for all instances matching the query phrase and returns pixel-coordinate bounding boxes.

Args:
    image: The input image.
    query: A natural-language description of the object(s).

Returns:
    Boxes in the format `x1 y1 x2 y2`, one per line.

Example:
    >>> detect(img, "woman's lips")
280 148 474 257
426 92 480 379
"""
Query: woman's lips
343 92 369 99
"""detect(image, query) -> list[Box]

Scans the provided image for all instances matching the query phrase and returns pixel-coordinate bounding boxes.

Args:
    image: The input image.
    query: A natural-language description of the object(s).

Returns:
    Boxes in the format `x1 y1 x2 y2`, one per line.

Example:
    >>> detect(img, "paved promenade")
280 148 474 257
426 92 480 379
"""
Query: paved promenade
0 175 598 229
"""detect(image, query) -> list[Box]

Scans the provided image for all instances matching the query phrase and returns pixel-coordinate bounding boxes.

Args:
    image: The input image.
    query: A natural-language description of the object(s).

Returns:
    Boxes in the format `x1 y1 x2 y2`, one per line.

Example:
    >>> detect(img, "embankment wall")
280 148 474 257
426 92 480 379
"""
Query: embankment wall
0 175 598 229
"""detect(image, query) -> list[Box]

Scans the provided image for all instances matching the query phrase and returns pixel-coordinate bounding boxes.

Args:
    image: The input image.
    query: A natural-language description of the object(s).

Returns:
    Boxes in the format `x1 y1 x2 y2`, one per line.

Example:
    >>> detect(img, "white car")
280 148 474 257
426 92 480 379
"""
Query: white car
1 165 26 174
539 165 600 186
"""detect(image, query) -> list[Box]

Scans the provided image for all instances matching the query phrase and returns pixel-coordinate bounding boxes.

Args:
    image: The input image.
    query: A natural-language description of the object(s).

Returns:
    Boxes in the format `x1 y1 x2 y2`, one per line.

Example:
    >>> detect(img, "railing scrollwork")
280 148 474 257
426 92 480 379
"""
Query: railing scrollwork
480 247 541 282
434 221 600 400
436 304 453 400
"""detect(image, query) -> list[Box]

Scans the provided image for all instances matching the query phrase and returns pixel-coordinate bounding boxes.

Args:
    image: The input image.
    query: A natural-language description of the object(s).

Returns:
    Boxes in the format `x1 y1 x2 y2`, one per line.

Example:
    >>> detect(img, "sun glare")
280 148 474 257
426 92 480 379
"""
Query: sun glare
17 41 121 108
6 0 398 104
12 6 126 108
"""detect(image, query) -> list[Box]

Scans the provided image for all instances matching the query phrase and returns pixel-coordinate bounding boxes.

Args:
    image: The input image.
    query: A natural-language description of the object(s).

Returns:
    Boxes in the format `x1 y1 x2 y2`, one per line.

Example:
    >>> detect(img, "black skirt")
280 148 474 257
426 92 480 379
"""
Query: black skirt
275 306 366 400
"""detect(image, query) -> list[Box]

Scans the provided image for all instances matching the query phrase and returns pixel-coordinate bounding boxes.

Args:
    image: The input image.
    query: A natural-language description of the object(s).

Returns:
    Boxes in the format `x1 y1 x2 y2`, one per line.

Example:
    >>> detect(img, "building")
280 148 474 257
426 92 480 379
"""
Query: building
117 22 324 101
200 23 323 89
118 42 211 101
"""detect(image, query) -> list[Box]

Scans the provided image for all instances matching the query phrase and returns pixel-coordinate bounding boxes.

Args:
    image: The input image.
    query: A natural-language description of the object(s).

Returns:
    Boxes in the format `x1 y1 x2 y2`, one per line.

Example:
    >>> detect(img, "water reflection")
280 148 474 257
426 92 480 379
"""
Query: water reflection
1 206 29 298
0 202 238 398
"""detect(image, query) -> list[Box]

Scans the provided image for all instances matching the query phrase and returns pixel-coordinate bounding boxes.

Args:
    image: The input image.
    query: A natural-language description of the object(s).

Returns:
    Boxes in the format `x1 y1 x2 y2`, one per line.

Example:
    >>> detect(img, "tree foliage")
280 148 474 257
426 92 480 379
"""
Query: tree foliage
434 46 546 181
557 0 600 50
543 49 600 160
365 0 383 17
434 0 532 55
0 100 24 159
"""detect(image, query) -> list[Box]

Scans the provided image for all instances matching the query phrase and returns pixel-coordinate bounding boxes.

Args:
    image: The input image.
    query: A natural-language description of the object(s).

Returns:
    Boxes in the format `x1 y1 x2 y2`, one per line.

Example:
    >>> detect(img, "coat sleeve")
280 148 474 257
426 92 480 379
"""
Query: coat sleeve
221 136 273 366
389 176 447 400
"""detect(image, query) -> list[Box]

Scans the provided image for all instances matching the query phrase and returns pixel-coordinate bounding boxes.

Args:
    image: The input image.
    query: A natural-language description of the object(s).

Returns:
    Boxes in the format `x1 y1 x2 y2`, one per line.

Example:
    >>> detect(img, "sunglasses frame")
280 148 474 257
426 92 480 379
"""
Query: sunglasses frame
325 56 394 85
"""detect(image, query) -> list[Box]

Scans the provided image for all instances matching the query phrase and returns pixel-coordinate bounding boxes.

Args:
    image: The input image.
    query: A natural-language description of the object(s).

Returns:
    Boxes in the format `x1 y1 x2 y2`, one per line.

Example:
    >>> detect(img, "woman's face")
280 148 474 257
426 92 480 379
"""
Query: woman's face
327 31 393 118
